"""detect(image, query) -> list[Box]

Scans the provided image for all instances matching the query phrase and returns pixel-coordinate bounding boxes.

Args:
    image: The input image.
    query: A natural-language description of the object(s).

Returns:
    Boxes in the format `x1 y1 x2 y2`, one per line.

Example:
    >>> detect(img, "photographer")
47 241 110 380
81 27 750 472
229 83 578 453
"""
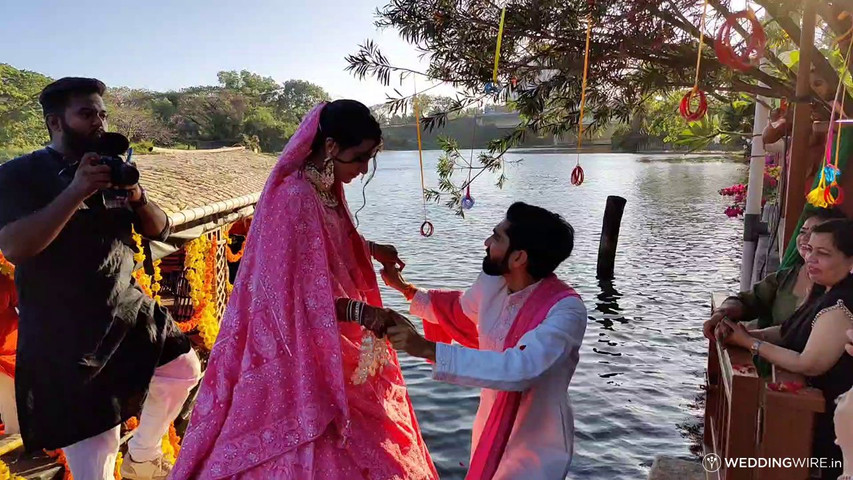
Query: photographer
0 78 200 480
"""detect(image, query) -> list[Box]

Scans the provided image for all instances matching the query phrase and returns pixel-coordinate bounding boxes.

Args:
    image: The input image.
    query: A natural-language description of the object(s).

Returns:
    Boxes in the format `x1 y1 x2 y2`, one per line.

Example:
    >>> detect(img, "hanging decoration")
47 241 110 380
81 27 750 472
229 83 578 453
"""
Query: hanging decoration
131 229 162 305
462 186 475 210
571 13 593 187
807 31 852 209
484 6 508 95
714 9 767 72
413 86 434 237
679 0 710 122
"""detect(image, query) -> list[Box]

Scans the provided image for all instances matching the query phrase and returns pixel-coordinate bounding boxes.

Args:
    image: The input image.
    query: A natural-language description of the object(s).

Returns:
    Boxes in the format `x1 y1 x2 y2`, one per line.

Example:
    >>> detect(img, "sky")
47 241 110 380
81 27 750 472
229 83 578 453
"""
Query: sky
1 0 456 105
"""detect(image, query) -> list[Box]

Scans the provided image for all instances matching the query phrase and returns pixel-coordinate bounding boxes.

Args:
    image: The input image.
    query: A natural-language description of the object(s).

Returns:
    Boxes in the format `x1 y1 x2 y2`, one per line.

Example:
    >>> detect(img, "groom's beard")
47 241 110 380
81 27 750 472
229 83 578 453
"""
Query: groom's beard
482 248 510 277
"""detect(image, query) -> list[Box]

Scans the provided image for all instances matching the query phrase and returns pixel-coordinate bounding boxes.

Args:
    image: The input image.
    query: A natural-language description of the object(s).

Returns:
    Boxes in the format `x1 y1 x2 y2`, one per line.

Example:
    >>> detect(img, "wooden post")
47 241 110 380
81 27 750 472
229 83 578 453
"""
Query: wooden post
596 196 627 280
782 0 817 248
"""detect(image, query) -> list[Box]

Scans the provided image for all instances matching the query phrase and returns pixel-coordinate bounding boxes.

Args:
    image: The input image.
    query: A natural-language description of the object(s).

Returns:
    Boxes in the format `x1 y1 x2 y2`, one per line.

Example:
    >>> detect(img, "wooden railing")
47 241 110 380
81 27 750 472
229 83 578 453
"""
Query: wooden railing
704 293 825 480
757 367 825 480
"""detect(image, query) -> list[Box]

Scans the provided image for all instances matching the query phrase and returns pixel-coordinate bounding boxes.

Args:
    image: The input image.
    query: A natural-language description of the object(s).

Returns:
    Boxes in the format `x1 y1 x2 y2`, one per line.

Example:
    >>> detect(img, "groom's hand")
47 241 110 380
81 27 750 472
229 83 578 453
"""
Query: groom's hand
388 312 436 361
381 266 417 300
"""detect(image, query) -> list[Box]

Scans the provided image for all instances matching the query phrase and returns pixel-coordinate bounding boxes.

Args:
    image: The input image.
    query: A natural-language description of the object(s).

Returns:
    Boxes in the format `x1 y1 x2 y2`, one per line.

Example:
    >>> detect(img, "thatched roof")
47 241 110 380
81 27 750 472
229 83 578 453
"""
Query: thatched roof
136 148 276 227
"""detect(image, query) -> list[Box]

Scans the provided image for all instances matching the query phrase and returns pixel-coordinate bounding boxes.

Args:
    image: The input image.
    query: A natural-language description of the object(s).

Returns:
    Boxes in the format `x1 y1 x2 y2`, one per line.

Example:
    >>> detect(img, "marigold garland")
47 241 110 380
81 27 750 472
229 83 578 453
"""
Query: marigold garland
0 252 13 280
131 230 162 304
122 418 182 469
114 452 123 480
161 422 182 463
183 236 220 348
225 234 246 264
45 450 72 480
124 416 139 430
0 459 24 480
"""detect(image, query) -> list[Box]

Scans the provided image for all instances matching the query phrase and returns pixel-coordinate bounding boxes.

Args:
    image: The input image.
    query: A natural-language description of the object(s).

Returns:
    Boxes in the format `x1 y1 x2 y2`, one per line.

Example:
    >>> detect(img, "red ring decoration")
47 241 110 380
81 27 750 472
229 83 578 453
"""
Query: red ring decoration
571 165 585 186
714 10 767 72
420 221 434 237
825 184 845 206
679 88 708 122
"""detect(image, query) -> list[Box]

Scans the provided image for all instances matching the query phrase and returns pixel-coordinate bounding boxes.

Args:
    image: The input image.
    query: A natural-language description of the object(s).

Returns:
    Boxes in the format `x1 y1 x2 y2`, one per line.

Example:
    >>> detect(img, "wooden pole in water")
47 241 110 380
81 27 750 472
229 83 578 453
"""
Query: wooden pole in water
782 0 817 250
596 196 627 281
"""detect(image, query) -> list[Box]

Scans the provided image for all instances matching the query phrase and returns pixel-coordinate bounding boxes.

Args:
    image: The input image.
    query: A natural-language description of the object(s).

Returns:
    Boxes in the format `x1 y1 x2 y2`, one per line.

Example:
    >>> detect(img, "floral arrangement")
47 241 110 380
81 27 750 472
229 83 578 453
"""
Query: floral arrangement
719 155 781 218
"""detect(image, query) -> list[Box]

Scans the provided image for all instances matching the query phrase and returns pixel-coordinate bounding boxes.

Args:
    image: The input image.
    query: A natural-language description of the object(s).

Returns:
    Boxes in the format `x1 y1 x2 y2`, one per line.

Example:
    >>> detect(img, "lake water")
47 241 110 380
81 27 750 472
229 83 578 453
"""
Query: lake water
345 150 745 479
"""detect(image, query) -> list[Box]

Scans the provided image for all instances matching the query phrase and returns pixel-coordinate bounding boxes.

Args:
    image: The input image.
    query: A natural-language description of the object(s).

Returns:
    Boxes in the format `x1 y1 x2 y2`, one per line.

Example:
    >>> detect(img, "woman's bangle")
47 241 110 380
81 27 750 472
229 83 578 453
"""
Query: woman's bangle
367 241 376 258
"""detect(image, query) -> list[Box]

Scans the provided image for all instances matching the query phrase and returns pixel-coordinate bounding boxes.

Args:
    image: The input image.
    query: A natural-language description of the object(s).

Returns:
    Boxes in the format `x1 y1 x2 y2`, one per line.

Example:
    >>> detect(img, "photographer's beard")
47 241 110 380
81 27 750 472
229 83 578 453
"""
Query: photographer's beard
59 117 102 158
482 247 511 277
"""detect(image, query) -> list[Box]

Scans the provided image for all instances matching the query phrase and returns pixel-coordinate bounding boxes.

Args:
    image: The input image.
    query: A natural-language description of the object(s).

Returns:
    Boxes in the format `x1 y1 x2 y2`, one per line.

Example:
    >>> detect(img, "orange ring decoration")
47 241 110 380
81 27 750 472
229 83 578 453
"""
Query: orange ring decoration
714 10 766 72
825 183 845 206
680 88 708 122
571 165 585 186
420 221 434 237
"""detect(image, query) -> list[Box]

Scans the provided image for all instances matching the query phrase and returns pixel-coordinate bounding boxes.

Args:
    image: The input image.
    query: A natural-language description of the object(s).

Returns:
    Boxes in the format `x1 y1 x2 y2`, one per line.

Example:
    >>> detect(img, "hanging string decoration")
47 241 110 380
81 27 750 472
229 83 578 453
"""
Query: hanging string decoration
571 13 593 187
714 9 767 72
680 0 710 122
462 186 475 210
807 30 853 208
413 90 434 237
484 6 508 94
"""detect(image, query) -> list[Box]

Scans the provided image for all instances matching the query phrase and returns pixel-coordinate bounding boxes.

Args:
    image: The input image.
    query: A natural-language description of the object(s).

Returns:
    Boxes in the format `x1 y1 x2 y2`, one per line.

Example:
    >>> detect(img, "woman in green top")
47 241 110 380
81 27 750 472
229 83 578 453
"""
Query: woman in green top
703 208 846 339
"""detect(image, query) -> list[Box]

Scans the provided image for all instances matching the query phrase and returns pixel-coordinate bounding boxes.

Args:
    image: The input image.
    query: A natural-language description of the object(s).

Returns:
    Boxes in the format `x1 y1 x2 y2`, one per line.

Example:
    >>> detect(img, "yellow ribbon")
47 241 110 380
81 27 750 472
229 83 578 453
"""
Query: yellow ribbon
492 7 507 83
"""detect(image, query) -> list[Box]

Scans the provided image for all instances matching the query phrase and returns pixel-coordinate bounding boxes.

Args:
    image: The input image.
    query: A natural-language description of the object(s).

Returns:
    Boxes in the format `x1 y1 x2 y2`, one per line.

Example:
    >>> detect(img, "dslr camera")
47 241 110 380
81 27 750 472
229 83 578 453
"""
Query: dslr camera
95 132 139 187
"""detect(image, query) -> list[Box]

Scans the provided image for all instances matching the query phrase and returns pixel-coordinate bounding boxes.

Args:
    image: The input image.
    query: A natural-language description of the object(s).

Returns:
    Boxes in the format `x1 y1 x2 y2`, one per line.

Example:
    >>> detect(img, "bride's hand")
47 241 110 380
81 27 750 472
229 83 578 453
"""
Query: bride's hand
361 306 398 338
372 243 405 271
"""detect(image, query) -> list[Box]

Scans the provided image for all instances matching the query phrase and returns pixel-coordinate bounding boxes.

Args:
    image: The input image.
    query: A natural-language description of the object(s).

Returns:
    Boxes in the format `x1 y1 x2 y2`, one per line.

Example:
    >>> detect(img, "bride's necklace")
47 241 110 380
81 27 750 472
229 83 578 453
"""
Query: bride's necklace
304 159 339 208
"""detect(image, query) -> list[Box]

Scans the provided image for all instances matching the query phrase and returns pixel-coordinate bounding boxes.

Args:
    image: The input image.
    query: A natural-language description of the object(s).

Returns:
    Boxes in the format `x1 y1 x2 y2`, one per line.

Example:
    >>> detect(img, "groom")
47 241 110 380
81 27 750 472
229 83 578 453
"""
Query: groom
381 202 587 480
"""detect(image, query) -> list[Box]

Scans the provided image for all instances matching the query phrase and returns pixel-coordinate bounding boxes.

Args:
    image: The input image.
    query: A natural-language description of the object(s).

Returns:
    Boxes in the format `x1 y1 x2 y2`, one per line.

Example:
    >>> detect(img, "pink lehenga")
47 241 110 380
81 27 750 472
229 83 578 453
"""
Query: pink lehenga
171 104 438 479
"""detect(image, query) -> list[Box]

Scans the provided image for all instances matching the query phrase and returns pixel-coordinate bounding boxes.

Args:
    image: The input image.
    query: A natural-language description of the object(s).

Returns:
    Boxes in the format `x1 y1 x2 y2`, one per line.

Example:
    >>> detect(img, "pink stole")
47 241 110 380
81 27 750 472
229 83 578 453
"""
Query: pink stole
424 275 578 480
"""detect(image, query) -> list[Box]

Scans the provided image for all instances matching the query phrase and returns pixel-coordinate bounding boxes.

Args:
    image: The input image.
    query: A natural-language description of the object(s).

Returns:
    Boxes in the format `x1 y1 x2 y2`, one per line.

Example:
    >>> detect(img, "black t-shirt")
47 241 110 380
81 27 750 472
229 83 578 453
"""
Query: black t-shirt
0 148 189 450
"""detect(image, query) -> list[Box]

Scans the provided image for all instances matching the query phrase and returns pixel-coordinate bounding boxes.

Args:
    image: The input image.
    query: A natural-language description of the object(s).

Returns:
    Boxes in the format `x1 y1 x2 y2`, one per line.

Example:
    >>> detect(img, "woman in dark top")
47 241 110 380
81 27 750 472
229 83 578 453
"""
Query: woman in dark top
719 219 853 480
703 208 846 338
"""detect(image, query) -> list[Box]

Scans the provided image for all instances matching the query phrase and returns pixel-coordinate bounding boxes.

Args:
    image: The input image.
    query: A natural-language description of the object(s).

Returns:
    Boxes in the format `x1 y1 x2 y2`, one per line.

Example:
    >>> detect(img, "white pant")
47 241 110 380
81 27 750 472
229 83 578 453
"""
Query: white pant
0 373 18 434
64 351 202 480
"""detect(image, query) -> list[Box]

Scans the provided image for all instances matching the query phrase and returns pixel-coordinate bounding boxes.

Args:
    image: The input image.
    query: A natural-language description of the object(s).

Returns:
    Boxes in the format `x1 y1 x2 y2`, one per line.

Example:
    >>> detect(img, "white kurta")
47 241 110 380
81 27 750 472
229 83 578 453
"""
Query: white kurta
410 272 587 480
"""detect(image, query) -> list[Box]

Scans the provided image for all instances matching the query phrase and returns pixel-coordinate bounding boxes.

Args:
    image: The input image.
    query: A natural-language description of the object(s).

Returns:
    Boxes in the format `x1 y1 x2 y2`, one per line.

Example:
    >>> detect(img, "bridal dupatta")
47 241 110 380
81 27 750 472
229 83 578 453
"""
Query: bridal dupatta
172 104 437 479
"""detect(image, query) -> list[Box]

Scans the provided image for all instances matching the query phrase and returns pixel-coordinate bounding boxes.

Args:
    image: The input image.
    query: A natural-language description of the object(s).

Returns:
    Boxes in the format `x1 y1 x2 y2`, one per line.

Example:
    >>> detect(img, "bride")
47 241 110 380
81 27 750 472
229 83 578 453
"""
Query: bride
172 100 438 479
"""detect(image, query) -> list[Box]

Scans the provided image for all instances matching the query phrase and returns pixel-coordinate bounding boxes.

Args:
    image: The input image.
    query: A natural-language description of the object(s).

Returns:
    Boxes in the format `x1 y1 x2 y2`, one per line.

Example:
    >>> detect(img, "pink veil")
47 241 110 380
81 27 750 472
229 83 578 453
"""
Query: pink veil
171 103 411 478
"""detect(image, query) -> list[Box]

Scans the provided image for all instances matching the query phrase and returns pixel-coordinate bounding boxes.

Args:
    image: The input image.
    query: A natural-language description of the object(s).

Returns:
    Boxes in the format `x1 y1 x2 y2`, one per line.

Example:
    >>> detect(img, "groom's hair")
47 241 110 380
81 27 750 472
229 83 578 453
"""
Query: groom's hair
505 202 574 280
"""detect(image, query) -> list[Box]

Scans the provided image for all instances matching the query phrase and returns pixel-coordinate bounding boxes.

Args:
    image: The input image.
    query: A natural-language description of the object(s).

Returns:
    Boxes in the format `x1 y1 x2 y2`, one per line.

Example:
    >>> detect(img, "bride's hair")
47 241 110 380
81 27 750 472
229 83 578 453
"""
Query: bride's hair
310 100 382 226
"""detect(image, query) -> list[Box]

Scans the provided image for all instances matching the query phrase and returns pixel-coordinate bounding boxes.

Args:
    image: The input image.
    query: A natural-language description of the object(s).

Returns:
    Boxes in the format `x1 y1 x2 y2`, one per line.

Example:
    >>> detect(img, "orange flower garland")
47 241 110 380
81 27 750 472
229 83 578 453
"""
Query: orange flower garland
225 235 246 263
183 236 220 348
161 422 182 463
44 450 72 480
